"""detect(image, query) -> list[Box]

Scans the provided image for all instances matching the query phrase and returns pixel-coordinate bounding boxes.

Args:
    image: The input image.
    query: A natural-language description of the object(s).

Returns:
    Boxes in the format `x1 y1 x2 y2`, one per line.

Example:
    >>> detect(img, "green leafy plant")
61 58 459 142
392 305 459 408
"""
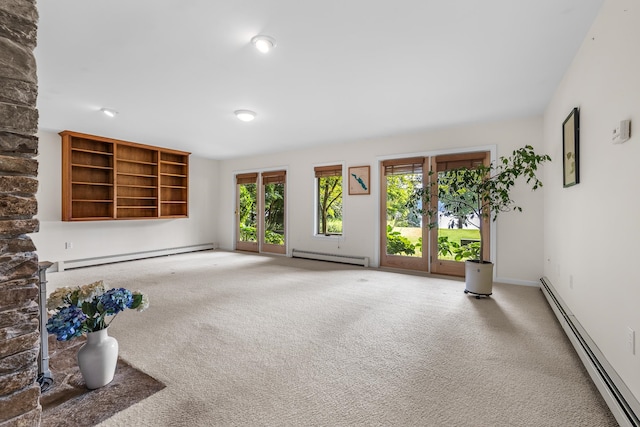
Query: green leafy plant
437 236 453 257
239 226 284 245
386 225 416 255
409 145 551 264
265 229 285 245
437 236 481 261
264 183 285 239
240 225 257 242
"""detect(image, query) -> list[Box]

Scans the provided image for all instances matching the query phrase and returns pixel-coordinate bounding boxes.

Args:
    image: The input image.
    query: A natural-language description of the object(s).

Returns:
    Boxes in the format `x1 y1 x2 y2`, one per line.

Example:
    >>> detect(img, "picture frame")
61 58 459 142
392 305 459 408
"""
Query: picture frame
562 107 580 188
348 165 370 195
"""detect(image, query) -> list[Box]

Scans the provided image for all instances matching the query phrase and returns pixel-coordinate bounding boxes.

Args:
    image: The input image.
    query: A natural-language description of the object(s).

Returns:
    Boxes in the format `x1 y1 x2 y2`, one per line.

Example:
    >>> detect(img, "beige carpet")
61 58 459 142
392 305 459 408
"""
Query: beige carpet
45 250 617 427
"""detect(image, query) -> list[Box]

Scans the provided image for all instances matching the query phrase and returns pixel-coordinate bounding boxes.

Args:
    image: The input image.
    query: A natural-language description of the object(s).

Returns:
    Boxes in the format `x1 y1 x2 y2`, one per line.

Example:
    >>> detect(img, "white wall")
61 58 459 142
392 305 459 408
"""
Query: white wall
30 130 219 265
217 116 546 284
543 0 640 401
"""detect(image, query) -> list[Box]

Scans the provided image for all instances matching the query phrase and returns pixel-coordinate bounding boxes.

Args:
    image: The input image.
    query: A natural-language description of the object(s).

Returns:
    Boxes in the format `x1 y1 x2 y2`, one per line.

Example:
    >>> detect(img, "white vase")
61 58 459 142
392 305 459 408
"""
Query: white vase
77 328 119 389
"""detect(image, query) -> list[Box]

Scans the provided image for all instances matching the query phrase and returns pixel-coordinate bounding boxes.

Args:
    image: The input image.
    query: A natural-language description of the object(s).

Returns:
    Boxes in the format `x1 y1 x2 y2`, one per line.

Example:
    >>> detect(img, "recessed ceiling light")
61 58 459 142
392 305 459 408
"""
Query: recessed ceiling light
251 35 276 54
100 108 118 118
234 110 257 122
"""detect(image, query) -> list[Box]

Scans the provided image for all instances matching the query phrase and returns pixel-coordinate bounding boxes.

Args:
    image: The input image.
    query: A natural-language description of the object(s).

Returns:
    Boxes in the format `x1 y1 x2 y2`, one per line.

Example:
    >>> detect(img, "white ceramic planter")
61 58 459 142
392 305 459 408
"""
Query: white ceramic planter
77 328 118 389
464 260 494 297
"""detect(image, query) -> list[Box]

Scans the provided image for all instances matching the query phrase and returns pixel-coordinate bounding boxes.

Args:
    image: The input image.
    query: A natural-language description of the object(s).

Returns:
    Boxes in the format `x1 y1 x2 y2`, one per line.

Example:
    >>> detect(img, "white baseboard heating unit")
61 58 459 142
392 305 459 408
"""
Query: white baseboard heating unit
291 249 369 267
540 277 639 427
58 243 215 271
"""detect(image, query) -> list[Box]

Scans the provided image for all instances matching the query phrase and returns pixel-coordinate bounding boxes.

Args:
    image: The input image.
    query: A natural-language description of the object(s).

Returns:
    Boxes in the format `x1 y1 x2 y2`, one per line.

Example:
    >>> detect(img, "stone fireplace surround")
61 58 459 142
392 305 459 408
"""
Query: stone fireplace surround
0 0 42 425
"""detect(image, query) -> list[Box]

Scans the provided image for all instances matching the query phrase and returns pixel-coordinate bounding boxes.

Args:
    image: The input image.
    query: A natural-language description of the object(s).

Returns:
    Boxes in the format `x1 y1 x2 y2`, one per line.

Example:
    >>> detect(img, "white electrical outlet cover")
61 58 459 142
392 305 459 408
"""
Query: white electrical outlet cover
613 120 631 144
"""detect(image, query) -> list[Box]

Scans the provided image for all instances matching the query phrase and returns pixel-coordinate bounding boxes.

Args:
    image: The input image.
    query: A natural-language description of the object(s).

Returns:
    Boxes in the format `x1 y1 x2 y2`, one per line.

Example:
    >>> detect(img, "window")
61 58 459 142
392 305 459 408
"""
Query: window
315 165 343 236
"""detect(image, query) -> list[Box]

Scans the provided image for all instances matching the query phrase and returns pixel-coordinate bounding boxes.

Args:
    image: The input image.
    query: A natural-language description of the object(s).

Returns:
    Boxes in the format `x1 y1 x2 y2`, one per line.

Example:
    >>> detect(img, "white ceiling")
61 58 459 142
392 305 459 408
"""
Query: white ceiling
35 0 603 159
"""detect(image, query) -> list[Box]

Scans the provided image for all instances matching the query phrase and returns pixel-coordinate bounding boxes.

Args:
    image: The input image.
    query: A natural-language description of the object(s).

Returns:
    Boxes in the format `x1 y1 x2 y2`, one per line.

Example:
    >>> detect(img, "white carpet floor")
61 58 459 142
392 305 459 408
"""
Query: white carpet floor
45 250 617 426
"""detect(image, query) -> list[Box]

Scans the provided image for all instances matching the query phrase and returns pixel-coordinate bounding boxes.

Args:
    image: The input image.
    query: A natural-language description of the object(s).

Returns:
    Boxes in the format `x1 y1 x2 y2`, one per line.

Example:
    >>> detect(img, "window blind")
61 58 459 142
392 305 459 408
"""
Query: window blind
382 157 425 176
236 173 257 184
314 165 342 178
435 153 487 172
262 170 286 185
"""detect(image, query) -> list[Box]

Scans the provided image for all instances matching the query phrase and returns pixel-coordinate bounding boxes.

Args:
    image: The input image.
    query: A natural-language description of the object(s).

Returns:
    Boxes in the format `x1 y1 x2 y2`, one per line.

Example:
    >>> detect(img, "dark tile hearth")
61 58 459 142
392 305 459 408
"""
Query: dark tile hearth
41 335 165 427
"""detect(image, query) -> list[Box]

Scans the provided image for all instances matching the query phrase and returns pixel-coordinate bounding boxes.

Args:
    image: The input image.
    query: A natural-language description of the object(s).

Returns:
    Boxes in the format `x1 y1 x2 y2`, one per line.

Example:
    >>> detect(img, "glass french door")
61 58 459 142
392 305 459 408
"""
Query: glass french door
429 152 490 277
379 152 490 277
235 170 287 254
236 173 259 252
261 171 286 254
380 157 429 271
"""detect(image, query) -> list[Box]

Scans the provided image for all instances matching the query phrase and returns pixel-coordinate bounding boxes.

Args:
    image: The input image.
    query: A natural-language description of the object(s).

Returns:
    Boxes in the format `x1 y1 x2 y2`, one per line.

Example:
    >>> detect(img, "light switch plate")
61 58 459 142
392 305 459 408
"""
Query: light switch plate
613 120 631 144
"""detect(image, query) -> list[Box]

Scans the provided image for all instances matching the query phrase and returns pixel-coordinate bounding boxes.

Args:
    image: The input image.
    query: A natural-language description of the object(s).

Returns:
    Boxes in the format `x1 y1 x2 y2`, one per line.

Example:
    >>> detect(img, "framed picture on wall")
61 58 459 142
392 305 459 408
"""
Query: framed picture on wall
562 107 580 188
348 166 370 195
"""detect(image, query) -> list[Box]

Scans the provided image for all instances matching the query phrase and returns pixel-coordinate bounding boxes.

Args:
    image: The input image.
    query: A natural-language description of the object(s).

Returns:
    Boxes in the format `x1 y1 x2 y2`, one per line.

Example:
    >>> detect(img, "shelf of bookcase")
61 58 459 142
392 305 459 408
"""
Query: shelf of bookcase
71 147 113 156
72 164 113 170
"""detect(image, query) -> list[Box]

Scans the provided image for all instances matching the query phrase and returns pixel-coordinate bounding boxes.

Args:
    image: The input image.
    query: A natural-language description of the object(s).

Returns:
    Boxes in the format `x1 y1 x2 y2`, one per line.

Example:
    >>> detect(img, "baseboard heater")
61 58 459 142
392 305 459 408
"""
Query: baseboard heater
58 243 215 271
540 276 640 427
291 249 369 267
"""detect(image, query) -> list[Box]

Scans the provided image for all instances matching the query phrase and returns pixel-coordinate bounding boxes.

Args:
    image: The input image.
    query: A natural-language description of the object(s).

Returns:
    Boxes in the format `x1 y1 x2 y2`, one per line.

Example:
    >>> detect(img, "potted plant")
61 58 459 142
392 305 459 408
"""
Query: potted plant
410 145 551 297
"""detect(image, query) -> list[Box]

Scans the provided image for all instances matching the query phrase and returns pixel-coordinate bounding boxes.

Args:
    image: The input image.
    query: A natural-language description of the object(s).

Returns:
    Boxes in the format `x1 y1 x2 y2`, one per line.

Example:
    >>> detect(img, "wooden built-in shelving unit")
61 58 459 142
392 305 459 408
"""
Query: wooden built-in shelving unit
61 131 190 221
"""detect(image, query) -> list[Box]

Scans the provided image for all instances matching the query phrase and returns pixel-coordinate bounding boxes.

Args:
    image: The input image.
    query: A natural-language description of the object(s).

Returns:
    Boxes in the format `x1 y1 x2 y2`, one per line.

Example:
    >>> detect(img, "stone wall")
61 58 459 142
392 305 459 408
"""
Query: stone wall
0 0 41 426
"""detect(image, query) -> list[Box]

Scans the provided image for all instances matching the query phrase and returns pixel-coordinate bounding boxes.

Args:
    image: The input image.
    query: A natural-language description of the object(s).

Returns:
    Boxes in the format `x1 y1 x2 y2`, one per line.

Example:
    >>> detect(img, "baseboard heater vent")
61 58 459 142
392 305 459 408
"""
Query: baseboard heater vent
291 249 369 267
58 243 215 271
540 276 640 427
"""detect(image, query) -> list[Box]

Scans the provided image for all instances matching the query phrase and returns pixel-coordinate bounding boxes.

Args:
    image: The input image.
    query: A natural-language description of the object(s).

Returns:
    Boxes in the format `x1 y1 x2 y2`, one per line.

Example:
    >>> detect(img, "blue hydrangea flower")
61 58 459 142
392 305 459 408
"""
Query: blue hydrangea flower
99 288 133 315
46 282 149 341
46 305 87 341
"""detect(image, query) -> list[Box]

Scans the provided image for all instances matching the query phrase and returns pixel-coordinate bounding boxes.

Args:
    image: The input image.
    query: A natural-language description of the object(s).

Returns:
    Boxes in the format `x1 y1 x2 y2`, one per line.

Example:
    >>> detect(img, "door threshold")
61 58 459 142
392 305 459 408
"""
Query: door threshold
377 266 464 282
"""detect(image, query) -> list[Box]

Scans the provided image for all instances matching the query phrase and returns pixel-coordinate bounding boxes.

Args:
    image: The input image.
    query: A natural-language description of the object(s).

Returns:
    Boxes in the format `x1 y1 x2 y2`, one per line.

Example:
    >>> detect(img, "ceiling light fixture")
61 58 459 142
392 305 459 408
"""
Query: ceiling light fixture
251 35 276 53
234 110 257 122
100 108 118 118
